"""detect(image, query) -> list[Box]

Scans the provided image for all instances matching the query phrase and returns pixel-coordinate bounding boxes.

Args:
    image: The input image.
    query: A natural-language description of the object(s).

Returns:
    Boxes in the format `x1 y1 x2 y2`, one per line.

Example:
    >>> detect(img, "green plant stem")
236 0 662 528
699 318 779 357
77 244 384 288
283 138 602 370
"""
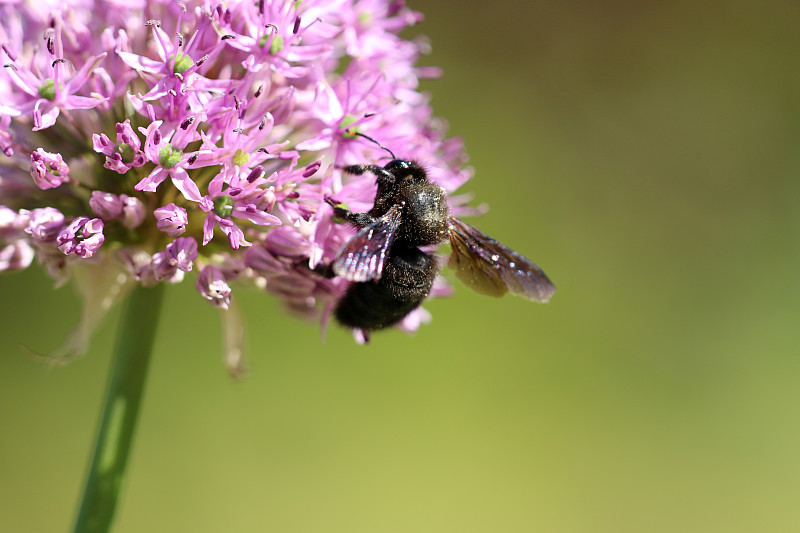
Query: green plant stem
73 284 165 533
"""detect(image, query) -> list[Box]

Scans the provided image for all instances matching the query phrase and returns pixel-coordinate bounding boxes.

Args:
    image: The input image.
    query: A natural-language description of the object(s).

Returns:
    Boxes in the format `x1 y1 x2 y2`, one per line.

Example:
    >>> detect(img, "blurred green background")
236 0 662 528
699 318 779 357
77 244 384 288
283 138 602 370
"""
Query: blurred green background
2 1 800 531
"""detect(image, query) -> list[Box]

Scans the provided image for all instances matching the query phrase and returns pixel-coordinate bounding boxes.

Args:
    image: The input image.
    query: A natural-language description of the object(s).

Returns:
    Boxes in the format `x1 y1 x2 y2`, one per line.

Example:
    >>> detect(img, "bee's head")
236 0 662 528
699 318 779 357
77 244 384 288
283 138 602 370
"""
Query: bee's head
383 159 411 171
349 132 428 183
384 159 428 183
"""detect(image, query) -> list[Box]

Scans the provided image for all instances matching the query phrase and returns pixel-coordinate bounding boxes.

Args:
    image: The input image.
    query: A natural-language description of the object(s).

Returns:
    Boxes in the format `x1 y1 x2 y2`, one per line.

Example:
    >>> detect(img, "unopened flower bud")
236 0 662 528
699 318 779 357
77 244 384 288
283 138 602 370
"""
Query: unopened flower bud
196 266 232 309
30 148 69 190
0 240 34 272
25 207 65 241
154 203 189 237
151 250 184 283
120 195 145 228
57 217 105 258
0 206 19 237
90 191 123 220
165 237 198 272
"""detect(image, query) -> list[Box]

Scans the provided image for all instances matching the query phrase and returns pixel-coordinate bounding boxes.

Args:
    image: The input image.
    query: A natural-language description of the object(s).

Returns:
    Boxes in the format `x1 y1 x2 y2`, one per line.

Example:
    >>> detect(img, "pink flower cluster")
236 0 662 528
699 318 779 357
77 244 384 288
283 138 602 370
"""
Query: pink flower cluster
0 0 473 336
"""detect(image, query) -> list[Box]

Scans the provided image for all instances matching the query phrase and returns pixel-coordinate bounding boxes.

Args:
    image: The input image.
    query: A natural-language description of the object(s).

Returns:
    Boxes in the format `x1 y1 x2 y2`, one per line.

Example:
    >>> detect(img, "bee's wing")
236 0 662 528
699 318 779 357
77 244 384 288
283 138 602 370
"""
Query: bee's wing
332 205 403 282
447 217 556 302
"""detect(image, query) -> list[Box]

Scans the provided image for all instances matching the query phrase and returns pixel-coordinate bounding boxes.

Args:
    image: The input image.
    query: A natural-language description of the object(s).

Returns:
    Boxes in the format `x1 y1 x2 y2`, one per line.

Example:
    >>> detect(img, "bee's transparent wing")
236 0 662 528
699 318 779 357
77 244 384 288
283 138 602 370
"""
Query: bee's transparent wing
447 217 556 302
332 205 403 282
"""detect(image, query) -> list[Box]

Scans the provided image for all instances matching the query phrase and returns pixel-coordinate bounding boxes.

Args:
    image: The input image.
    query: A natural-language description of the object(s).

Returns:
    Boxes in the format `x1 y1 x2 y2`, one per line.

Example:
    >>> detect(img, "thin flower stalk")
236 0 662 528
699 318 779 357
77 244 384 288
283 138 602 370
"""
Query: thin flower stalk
72 285 164 533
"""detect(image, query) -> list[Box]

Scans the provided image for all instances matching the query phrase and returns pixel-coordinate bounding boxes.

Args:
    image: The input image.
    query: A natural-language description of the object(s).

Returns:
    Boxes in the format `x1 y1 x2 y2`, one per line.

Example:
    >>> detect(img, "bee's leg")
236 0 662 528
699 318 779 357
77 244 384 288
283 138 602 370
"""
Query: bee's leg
294 258 336 279
312 262 335 279
342 164 395 191
325 197 376 228
342 164 391 179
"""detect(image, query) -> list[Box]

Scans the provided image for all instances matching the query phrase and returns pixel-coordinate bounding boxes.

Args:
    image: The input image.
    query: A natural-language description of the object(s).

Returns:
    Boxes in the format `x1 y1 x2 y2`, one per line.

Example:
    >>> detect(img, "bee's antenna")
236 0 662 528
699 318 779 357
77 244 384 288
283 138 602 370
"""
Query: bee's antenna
353 132 396 160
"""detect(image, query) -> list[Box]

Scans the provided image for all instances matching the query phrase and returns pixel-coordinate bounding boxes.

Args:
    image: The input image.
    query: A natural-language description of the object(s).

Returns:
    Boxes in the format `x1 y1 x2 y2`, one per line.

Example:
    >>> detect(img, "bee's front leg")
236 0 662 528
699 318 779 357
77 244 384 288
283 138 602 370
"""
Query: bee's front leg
325 197 376 228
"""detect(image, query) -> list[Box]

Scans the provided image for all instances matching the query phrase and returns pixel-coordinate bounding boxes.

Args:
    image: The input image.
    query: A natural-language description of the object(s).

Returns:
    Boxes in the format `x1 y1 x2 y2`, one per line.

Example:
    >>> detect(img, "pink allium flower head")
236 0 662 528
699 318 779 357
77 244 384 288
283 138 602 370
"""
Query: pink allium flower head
0 0 477 352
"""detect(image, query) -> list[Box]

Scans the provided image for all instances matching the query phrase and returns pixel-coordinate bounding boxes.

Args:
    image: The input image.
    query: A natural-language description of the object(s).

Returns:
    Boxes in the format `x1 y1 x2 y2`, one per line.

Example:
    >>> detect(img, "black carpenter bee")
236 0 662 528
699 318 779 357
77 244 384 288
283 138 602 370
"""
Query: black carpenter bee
320 136 555 334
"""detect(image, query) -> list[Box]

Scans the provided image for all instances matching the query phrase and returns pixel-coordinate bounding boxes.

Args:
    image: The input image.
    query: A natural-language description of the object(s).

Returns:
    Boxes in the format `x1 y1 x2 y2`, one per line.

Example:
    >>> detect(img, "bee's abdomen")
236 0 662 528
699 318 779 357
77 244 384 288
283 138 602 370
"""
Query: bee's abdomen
334 248 437 330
